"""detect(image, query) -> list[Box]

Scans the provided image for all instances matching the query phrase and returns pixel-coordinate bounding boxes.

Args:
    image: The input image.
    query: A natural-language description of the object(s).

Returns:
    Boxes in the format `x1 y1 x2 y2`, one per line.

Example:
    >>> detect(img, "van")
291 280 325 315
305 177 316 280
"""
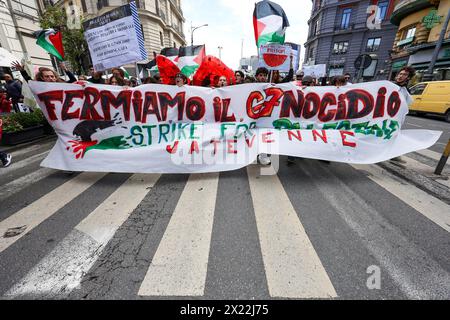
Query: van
408 80 450 122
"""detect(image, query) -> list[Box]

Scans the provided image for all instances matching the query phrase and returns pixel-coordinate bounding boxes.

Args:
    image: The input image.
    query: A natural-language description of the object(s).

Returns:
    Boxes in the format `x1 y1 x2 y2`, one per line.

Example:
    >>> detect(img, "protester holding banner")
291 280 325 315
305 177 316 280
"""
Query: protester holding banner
175 73 188 87
255 67 269 83
217 76 228 87
11 61 76 84
235 71 245 84
108 75 125 86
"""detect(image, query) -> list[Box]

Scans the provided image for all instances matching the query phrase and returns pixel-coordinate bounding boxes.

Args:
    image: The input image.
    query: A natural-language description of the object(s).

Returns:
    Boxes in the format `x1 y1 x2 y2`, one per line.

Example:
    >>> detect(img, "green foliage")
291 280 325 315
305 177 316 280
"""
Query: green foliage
39 7 89 74
1 109 46 133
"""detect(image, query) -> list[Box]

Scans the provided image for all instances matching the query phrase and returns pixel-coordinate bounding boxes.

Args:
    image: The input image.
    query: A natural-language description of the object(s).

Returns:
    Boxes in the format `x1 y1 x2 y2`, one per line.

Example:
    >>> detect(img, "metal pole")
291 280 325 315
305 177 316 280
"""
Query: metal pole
357 55 366 83
435 139 450 175
423 8 450 81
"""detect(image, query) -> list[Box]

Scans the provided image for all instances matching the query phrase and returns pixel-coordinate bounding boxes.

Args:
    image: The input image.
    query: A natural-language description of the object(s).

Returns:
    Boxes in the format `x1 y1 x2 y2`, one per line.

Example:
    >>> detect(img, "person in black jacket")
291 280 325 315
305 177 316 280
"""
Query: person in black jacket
11 61 77 83
271 54 294 84
2 73 22 112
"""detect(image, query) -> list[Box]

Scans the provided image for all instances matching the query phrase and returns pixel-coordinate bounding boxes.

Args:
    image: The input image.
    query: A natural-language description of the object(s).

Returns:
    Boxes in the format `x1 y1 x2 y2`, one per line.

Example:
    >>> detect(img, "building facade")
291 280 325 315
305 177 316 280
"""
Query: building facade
304 0 398 81
0 0 53 72
390 0 450 82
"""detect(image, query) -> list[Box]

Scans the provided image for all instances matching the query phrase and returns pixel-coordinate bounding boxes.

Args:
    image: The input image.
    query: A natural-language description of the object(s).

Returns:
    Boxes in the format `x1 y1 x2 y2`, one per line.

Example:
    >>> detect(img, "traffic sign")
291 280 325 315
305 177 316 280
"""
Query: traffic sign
354 54 372 69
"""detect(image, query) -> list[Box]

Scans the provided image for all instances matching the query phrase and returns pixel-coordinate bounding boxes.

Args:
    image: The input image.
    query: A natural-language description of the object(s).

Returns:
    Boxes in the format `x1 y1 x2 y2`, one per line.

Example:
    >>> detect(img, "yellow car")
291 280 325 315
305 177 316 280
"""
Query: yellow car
409 81 450 123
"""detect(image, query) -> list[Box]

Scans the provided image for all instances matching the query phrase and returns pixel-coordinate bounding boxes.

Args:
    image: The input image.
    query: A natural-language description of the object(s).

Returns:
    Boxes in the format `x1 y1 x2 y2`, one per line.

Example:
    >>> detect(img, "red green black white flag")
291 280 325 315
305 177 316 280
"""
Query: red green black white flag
33 29 65 61
253 0 290 47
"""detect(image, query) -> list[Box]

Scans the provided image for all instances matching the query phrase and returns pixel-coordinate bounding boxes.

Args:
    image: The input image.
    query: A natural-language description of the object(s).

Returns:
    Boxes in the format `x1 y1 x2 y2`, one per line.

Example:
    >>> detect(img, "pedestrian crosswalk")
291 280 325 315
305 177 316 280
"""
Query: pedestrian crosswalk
0 141 449 300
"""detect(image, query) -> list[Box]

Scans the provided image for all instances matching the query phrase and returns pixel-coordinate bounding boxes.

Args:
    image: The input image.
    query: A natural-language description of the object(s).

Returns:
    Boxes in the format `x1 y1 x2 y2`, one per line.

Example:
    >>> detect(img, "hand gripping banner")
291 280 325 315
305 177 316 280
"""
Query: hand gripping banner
28 81 441 173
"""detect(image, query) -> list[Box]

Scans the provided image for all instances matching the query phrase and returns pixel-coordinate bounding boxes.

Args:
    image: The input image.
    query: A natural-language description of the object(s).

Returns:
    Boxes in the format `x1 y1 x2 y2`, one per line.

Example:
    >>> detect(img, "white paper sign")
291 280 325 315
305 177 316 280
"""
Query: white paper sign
83 2 147 71
302 64 327 78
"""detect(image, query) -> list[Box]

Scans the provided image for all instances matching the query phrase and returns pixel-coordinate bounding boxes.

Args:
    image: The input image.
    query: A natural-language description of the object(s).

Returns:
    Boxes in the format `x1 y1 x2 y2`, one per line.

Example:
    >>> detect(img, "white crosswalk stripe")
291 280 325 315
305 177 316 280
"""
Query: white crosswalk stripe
1 148 449 299
5 174 160 298
0 167 56 202
351 163 450 233
247 165 337 298
0 172 106 254
138 173 219 297
0 151 49 177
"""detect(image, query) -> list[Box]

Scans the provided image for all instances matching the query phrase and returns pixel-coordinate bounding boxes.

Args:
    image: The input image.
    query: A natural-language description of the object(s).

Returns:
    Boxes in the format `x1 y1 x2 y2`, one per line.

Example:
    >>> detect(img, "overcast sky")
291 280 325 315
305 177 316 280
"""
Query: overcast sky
182 0 313 70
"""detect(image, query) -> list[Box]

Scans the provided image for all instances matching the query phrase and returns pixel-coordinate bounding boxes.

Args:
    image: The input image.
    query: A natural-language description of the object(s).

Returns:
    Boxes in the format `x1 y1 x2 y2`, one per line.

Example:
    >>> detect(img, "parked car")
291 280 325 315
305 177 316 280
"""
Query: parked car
408 80 450 122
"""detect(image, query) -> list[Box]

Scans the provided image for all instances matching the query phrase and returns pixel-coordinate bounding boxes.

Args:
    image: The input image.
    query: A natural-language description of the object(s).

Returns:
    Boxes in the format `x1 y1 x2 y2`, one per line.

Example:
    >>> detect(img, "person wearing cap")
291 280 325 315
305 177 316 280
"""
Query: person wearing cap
175 73 188 87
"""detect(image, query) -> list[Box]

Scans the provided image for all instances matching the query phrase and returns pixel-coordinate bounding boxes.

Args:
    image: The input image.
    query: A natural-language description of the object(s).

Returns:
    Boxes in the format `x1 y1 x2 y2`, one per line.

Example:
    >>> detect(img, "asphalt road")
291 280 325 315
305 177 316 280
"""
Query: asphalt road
0 116 449 301
404 114 449 153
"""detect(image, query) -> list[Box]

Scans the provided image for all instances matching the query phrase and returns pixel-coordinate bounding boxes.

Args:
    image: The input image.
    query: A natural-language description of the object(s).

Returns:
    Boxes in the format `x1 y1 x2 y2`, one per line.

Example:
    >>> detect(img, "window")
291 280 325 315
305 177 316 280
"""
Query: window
333 41 349 54
405 26 416 39
173 42 176 48
81 0 87 12
160 31 164 46
377 1 389 21
141 24 145 40
366 37 381 52
409 84 427 95
155 0 160 15
341 8 352 29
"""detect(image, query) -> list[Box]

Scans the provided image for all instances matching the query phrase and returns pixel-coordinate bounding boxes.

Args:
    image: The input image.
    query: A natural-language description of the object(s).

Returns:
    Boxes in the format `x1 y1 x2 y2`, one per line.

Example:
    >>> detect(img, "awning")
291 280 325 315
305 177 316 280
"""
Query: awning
411 60 450 70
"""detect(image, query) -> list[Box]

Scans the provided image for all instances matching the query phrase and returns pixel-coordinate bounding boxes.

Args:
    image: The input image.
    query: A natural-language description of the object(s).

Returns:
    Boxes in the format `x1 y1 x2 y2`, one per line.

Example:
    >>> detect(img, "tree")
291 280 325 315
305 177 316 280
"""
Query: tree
39 6 90 75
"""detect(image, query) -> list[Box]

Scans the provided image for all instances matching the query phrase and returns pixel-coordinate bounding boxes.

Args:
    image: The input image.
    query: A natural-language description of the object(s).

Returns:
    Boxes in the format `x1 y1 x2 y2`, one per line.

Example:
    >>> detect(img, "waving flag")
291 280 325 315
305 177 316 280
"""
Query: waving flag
253 0 290 47
161 47 179 63
33 29 65 61
178 45 206 77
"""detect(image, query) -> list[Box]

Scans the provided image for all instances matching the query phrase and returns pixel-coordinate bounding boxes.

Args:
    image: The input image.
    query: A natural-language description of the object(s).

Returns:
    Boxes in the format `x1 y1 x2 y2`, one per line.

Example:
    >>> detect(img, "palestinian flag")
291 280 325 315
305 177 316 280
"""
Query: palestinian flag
161 47 179 63
33 29 65 61
253 0 290 47
177 45 206 77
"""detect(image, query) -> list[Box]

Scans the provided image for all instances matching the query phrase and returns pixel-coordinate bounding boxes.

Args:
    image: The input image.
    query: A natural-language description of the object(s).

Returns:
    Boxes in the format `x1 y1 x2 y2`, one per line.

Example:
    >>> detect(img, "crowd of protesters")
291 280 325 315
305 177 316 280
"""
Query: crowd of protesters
0 56 416 168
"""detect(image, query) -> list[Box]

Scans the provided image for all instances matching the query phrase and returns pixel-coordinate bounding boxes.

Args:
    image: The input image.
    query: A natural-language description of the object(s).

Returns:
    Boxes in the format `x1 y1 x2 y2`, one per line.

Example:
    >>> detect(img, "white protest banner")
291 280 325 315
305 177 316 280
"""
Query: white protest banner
259 44 292 72
83 1 147 71
302 64 327 78
28 81 441 174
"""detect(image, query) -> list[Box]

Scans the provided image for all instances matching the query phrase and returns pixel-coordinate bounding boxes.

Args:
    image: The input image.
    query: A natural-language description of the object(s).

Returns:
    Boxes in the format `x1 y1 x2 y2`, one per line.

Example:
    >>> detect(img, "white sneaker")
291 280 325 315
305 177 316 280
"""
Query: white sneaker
2 154 12 167
257 154 272 166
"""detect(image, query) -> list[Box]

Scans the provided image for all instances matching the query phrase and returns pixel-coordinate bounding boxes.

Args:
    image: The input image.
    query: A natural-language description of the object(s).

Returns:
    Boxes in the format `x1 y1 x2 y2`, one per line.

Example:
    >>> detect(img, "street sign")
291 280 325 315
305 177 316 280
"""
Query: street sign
354 54 372 69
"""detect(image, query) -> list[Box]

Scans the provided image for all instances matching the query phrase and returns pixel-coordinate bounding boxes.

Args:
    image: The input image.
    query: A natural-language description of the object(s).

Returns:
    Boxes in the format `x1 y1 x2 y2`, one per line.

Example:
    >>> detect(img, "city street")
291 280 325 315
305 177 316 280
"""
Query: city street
0 115 448 300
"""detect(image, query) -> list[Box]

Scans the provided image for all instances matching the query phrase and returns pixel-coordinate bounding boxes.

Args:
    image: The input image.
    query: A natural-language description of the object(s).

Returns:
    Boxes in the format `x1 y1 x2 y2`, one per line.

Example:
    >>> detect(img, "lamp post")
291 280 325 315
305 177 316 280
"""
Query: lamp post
218 46 223 59
190 23 208 46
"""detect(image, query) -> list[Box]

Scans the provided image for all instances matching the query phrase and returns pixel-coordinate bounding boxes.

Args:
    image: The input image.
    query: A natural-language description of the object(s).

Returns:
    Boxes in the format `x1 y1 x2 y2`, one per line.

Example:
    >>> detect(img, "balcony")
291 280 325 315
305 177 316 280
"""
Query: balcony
334 23 355 32
390 0 433 26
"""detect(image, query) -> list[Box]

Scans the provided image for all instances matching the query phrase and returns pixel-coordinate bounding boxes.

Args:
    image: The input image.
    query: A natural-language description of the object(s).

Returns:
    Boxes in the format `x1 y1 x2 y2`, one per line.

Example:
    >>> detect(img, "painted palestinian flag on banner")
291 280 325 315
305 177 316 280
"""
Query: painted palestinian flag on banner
33 29 65 61
177 45 206 77
160 47 179 63
253 0 290 47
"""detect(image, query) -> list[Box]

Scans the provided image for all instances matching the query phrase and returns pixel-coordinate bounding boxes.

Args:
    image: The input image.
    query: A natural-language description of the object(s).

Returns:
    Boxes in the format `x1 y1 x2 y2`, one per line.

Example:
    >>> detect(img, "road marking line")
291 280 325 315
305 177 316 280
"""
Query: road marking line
138 173 219 297
246 166 337 298
0 168 56 203
0 172 106 254
406 123 423 128
416 149 445 162
76 174 161 243
306 163 450 299
5 173 160 298
352 164 450 233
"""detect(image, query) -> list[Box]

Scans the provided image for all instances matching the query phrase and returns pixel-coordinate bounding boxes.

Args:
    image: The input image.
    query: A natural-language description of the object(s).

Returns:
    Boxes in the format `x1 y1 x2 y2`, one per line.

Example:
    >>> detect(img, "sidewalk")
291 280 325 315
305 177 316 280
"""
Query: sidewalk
0 135 57 153
379 152 450 205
